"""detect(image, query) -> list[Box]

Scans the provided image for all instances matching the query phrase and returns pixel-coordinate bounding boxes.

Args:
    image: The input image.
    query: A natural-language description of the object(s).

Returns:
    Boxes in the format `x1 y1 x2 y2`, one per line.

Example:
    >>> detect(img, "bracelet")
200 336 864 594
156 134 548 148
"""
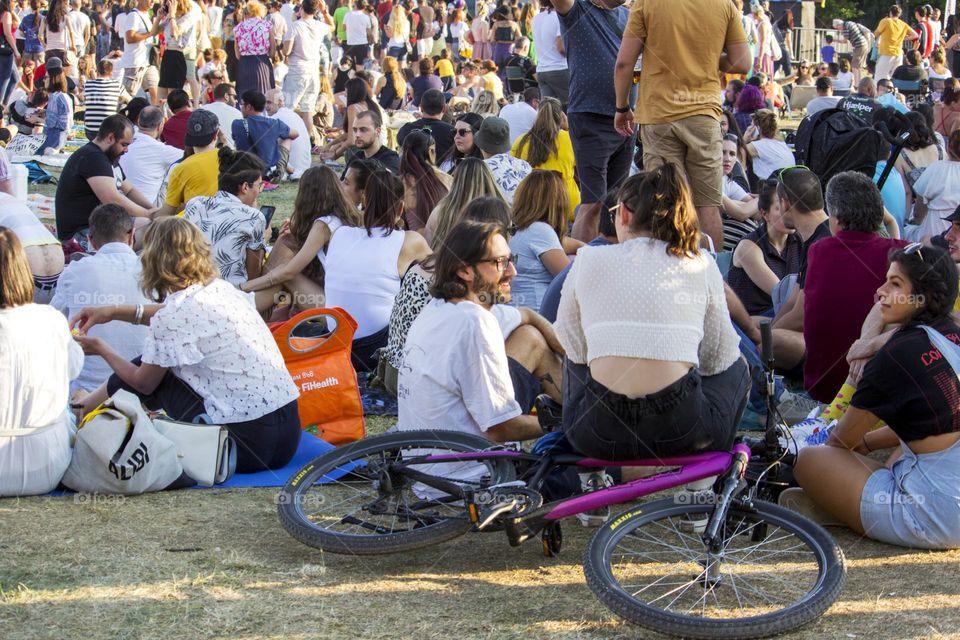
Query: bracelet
134 303 144 326
615 105 631 114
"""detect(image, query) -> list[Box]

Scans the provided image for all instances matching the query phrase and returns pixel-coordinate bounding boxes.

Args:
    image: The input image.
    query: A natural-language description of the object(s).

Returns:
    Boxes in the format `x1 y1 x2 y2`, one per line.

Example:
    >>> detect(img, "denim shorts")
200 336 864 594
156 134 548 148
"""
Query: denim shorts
861 439 960 550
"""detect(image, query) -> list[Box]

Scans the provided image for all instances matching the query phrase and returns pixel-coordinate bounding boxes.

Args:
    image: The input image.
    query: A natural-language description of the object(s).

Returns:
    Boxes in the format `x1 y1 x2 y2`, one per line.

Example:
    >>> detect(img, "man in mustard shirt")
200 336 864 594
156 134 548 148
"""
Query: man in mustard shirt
874 5 919 81
613 0 751 250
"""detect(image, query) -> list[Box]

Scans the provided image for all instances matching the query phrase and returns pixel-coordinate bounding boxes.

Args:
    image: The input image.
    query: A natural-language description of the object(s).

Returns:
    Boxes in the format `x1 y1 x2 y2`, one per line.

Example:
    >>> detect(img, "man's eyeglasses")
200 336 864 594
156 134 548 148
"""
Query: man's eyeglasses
905 241 924 261
477 254 518 271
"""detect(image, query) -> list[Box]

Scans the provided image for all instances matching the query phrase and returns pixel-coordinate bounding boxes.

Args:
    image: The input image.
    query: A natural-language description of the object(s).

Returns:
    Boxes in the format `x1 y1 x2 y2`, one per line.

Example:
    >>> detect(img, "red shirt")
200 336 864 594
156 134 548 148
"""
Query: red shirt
803 230 908 403
160 109 192 150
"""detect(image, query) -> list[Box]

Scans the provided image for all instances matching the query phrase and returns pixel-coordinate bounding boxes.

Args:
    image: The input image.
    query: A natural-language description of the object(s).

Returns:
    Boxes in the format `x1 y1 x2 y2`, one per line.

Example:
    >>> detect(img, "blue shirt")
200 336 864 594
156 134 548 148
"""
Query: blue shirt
232 114 291 169
538 236 612 322
877 92 909 114
874 160 906 234
558 0 636 116
820 45 835 64
19 12 44 54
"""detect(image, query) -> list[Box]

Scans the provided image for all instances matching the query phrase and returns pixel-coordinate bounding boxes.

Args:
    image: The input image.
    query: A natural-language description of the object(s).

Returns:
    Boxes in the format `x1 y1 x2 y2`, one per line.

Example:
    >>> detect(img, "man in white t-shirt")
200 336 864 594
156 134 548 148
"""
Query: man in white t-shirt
200 82 242 146
67 0 91 66
530 4 568 106
265 89 311 180
498 87 539 145
280 0 296 31
343 0 370 66
398 220 564 442
118 106 184 204
118 0 160 96
805 76 842 118
207 0 224 47
282 0 329 147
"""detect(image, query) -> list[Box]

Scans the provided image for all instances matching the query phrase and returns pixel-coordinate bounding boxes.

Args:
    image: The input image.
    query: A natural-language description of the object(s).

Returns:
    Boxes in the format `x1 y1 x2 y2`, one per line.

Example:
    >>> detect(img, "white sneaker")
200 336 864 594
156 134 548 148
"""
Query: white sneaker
576 471 614 527
777 390 825 425
780 414 837 455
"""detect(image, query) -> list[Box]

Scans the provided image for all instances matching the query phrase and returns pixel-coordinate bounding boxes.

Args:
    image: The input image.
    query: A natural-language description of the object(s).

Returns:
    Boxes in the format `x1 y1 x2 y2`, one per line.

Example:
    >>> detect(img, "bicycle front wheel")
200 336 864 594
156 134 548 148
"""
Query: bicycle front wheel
278 430 517 555
584 497 845 639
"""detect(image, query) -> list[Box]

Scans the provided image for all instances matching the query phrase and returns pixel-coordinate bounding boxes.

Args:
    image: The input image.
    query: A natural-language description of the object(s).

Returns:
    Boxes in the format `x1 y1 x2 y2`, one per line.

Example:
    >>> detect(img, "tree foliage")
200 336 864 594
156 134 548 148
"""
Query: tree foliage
815 0 905 27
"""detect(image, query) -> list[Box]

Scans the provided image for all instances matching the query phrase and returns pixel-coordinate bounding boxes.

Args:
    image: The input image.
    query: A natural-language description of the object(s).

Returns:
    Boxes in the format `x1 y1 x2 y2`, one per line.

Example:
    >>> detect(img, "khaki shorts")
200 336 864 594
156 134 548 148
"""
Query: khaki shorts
122 66 147 95
641 114 723 208
283 70 320 113
851 45 869 71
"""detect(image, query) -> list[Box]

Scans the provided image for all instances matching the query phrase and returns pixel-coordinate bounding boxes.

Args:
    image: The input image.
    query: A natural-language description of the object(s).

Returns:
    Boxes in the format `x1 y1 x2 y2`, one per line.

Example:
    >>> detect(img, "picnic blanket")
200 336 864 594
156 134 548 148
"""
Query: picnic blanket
12 154 71 168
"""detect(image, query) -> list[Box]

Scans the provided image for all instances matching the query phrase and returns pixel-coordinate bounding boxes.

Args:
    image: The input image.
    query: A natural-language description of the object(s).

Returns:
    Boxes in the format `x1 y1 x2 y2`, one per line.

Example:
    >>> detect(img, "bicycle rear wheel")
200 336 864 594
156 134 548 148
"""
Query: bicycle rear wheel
278 430 517 555
584 497 845 639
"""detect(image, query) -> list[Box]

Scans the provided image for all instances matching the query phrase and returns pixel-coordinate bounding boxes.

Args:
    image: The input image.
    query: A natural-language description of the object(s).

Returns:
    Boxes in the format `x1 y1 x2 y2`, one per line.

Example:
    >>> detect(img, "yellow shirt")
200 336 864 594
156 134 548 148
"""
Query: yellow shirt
482 72 504 101
436 59 455 78
165 149 220 214
511 129 581 219
626 0 746 124
955 282 960 314
876 17 912 57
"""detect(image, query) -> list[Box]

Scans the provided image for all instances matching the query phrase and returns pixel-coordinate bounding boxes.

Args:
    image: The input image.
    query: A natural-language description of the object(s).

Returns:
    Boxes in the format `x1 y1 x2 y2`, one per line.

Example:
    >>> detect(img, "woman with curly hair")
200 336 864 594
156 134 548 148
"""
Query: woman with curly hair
240 165 361 312
72 217 302 473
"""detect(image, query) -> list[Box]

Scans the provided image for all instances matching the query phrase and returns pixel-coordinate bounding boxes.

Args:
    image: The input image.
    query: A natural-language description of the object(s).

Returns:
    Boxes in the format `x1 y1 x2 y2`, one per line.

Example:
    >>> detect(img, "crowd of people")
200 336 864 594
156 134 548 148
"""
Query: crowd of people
0 0 959 552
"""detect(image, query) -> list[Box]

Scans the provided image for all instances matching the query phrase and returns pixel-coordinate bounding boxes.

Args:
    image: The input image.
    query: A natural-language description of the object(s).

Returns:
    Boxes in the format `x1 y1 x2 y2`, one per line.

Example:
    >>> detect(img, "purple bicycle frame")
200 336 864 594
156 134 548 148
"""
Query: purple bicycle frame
423 443 752 522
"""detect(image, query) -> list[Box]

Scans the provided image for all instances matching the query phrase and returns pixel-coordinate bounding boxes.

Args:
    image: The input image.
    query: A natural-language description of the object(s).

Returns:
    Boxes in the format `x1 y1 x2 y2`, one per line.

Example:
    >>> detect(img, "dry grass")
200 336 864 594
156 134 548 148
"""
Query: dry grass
3 416 960 640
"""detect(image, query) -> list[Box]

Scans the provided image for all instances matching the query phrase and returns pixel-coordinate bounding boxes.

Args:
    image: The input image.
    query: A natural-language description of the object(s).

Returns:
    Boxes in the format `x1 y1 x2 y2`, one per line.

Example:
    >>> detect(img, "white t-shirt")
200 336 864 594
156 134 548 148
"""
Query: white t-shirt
833 71 854 91
280 2 296 31
343 9 369 46
723 175 749 200
67 9 91 48
207 4 223 37
397 299 522 438
272 107 310 179
498 101 537 144
750 138 796 180
805 95 842 117
284 17 328 73
913 159 960 238
531 10 566 72
141 280 299 424
119 10 152 69
200 100 243 147
118 132 184 203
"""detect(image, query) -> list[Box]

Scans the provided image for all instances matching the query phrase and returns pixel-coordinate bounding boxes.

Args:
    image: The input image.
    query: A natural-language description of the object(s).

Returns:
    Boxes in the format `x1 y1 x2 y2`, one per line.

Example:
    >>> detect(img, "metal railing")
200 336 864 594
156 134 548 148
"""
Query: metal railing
790 27 853 64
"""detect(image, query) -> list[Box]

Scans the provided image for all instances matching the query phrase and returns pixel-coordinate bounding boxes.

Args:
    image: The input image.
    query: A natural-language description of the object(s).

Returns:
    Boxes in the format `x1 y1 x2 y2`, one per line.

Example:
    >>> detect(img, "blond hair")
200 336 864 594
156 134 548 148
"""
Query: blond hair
139 218 220 302
511 170 569 240
243 0 266 19
0 227 34 307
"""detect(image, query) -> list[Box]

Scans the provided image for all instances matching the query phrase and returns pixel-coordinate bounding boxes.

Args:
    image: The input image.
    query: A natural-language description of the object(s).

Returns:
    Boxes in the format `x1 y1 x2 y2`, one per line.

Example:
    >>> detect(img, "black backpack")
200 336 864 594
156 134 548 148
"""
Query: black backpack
793 108 885 192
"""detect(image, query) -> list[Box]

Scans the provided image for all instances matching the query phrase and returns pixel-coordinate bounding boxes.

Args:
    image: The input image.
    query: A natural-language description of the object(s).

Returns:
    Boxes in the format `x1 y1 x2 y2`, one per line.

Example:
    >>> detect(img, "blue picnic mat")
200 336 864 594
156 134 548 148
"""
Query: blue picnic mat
218 432 335 488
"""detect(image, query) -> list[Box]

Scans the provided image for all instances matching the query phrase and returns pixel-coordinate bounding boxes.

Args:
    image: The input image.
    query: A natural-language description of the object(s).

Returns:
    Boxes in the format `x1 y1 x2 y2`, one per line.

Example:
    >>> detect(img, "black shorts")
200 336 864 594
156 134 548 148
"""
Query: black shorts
507 357 540 414
158 49 187 89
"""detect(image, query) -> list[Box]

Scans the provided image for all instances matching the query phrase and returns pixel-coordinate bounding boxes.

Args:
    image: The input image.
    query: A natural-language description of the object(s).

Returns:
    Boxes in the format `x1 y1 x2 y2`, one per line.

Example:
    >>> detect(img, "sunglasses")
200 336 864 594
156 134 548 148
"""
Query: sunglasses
454 128 473 136
774 164 810 182
904 241 924 261
476 254 518 271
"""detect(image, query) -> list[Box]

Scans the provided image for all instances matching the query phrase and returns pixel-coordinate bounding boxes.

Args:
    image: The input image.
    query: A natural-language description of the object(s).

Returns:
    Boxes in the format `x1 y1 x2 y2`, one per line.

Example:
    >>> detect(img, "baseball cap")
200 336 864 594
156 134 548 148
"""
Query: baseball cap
184 109 220 147
944 204 960 223
45 56 63 72
474 116 511 155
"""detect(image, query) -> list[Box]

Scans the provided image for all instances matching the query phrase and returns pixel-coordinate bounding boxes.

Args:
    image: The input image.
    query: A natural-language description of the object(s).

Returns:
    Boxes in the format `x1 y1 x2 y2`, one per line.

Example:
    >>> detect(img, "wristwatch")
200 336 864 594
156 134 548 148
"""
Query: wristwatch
615 106 631 113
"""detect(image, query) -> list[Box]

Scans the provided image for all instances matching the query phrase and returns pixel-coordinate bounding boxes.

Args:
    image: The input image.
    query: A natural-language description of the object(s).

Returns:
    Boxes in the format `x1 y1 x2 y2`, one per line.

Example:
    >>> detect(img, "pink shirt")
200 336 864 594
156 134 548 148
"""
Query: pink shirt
234 18 271 55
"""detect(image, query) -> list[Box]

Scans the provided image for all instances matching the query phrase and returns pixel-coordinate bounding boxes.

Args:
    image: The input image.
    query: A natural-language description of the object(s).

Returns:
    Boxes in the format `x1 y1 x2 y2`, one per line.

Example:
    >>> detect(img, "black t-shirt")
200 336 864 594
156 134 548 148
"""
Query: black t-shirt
852 319 960 441
396 117 455 162
838 94 881 123
891 64 927 84
55 142 119 240
796 219 832 289
345 145 401 174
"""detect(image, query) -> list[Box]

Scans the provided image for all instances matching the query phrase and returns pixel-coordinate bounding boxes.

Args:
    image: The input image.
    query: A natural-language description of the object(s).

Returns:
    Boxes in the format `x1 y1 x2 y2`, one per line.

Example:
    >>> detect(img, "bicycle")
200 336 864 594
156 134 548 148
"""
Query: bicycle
278 323 846 639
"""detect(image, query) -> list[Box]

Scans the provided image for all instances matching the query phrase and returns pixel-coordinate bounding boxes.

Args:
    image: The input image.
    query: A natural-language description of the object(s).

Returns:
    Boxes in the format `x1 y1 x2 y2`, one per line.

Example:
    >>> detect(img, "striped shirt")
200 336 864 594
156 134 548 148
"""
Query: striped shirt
83 77 123 137
843 21 869 49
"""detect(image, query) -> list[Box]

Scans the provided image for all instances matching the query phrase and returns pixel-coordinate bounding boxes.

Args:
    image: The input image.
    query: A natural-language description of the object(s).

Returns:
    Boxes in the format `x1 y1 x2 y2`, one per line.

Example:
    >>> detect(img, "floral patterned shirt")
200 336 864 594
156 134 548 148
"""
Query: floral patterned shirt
483 153 532 205
182 191 266 286
234 17 272 56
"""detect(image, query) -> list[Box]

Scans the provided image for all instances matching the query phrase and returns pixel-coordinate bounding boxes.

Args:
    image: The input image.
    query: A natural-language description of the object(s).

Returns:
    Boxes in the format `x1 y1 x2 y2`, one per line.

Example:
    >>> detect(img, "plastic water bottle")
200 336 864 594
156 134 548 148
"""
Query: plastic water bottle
10 164 28 201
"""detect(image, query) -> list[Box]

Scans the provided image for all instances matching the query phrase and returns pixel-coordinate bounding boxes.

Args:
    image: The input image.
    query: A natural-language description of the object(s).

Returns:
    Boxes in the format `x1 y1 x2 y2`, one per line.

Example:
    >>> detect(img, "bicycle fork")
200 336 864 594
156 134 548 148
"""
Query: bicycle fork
703 446 751 552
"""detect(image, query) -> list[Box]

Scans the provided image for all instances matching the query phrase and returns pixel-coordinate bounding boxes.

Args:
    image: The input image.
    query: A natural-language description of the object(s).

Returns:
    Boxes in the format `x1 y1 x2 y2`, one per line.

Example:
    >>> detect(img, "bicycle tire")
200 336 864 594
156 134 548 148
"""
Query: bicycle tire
584 497 846 639
278 430 516 555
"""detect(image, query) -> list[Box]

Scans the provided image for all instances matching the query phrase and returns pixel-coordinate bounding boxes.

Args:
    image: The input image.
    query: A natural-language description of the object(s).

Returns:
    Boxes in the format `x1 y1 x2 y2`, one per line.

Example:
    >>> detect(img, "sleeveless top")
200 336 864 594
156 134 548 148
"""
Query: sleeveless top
324 226 405 339
494 25 514 42
727 224 803 316
378 78 399 110
314 215 343 267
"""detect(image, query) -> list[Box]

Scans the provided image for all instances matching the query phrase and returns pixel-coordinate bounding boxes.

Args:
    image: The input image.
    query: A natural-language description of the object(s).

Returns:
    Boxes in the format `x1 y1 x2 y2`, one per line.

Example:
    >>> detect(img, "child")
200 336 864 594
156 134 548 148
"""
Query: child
198 48 229 83
821 34 835 64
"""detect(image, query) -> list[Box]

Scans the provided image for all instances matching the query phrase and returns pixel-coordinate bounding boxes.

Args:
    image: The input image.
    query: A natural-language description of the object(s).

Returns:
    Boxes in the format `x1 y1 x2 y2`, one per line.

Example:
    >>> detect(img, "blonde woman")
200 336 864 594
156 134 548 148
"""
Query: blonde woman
157 0 201 103
233 0 276 97
385 2 410 66
478 59 504 101
314 72 336 134
425 156 502 247
470 2 492 61
743 109 795 182
511 97 579 219
375 55 406 110
72 217 302 473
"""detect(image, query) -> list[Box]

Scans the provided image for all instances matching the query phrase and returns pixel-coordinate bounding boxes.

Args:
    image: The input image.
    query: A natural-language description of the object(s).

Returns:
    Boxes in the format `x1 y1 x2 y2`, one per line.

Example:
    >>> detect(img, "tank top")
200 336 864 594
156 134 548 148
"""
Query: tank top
494 25 514 42
44 19 69 50
378 78 399 110
726 224 802 316
324 226 405 339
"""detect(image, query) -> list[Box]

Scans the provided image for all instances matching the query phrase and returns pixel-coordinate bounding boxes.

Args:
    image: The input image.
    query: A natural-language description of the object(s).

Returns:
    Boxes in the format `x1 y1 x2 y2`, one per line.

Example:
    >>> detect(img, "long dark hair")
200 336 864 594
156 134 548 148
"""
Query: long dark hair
439 112 484 168
618 163 701 258
290 166 362 248
515 97 562 167
362 169 405 236
344 77 378 132
904 110 937 151
46 0 67 31
430 220 502 301
888 245 959 326
400 131 448 231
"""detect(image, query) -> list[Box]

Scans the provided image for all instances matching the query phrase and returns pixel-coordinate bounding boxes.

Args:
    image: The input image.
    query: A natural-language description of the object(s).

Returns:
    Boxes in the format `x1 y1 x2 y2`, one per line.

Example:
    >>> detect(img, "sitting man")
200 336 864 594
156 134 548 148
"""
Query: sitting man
55 114 156 250
838 76 882 123
264 89 311 180
158 89 193 150
396 89 455 161
118 106 184 205
397 219 563 443
344 109 400 174
152 110 222 217
183 149 269 286
51 204 150 394
475 116 532 205
200 82 242 147
504 37 537 91
233 90 299 182
805 76 842 118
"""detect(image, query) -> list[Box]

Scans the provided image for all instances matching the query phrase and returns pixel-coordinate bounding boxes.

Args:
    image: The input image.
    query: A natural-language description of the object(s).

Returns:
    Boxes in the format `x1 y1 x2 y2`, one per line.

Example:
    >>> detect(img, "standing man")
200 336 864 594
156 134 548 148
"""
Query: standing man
343 0 371 66
832 18 871 84
874 5 918 82
414 0 434 59
613 0 749 248
282 0 326 149
530 0 568 106
267 0 287 52
118 0 160 99
551 0 636 242
67 0 92 71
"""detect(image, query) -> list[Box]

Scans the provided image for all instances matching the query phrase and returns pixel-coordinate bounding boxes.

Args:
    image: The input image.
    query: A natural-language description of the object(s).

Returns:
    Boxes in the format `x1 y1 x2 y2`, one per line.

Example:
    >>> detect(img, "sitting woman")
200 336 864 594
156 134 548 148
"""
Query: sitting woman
509 170 582 310
743 108 795 185
0 190 63 303
833 57 854 91
911 130 960 241
470 89 500 118
426 156 502 247
339 157 379 209
794 244 960 549
242 166 361 313
511 97 580 220
720 133 759 252
727 181 802 317
399 131 452 233
555 164 749 461
322 77 385 160
437 112 484 173
323 168 431 372
33 61 73 156
73 217 302 473
375 56 407 110
934 80 960 138
0 227 82 496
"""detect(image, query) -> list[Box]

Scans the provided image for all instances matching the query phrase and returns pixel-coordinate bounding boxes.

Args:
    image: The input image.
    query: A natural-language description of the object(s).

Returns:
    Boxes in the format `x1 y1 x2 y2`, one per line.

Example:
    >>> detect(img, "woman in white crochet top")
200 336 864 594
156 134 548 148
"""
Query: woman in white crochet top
554 165 750 461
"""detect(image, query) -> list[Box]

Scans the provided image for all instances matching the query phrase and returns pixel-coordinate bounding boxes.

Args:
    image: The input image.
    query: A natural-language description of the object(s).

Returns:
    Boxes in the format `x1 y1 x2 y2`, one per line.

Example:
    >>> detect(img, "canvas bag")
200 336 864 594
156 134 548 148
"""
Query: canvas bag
62 390 185 495
271 308 365 445
153 418 237 487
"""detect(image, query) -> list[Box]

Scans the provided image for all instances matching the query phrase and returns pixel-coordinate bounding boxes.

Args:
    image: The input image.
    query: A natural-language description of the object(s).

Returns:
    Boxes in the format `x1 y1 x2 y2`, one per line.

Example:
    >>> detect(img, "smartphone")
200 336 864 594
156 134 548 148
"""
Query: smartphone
260 205 276 226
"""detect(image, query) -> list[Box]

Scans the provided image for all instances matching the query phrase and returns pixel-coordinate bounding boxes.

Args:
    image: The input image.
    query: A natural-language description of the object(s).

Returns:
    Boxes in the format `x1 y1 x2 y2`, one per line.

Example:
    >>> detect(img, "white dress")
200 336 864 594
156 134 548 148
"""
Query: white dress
0 304 83 496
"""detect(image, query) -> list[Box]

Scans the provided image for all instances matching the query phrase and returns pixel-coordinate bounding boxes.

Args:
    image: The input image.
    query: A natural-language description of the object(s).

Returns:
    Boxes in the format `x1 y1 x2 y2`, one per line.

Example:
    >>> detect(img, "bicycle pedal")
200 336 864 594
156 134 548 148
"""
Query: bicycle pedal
476 499 520 530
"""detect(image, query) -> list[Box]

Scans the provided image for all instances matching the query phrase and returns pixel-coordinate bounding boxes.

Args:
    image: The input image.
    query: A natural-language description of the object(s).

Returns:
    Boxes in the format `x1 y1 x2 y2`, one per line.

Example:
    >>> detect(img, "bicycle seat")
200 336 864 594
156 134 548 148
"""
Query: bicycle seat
534 394 562 432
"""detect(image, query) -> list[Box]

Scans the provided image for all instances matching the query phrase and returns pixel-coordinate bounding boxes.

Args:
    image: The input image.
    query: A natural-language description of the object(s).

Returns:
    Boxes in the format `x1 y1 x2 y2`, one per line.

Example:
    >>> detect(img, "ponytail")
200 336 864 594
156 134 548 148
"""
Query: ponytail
618 163 701 258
